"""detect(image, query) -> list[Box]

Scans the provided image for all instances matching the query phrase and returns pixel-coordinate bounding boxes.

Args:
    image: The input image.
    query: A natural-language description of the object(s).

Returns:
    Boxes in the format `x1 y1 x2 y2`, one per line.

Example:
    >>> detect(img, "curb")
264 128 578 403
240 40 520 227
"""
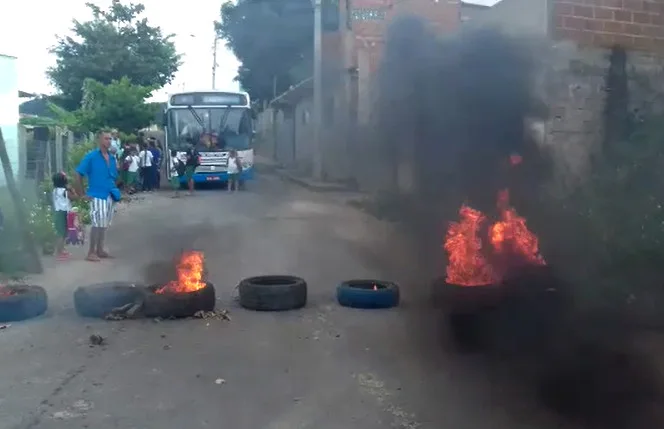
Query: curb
274 169 350 192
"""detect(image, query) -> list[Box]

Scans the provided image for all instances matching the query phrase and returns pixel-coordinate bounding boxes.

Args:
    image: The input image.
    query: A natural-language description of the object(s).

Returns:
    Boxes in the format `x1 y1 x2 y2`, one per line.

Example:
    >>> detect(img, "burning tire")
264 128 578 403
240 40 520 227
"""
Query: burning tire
0 285 48 322
238 275 307 311
336 280 400 309
141 282 216 318
74 282 144 318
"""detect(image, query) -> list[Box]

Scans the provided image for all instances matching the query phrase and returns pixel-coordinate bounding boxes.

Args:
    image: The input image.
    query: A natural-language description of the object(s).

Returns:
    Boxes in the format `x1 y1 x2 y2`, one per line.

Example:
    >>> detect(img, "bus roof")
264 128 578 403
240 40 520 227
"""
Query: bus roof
167 90 250 108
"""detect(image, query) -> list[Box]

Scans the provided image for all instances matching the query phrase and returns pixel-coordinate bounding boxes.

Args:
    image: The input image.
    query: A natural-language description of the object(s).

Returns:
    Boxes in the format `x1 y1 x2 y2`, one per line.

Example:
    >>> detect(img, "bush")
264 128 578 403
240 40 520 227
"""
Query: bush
538 113 664 314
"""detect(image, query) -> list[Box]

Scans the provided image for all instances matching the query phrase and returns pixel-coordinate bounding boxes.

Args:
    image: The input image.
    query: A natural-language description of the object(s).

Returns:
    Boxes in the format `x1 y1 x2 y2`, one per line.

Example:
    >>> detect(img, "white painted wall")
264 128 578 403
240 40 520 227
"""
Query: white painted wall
0 54 19 187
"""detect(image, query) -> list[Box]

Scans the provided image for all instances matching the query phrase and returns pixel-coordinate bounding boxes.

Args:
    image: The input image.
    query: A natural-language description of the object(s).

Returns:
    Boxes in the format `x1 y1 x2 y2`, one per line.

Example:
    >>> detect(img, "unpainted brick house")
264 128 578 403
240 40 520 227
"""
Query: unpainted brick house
261 0 663 187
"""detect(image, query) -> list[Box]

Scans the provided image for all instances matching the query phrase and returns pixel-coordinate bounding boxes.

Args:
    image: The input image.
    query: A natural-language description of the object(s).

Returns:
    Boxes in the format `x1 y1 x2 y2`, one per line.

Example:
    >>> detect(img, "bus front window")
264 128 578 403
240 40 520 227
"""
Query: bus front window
167 108 251 151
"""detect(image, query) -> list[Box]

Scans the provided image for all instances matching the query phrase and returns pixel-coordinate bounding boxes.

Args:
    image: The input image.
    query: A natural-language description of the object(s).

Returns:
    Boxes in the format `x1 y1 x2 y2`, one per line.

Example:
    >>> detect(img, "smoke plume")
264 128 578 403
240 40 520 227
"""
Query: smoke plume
372 16 662 429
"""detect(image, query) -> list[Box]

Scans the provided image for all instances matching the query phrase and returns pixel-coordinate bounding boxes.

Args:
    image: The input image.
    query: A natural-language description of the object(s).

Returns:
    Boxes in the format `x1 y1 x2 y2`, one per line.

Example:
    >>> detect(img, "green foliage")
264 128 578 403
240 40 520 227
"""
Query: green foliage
26 204 58 252
217 0 315 102
48 0 180 109
75 77 158 134
536 113 664 310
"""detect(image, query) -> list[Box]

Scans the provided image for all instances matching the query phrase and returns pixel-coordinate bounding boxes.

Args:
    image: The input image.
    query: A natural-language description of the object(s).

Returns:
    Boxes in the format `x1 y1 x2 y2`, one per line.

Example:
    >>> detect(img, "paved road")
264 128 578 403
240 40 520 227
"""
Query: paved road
0 175 573 429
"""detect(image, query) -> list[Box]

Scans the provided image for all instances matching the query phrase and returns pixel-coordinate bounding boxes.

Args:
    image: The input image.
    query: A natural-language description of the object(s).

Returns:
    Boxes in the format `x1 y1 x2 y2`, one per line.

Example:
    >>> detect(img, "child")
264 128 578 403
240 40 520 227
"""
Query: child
226 149 242 192
169 149 185 198
66 207 85 246
52 172 75 260
124 148 140 193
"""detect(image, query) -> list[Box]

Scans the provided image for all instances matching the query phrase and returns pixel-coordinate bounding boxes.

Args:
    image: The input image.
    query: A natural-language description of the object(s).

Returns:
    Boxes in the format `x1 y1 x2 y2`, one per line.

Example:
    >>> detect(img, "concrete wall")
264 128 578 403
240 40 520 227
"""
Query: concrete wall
0 54 19 187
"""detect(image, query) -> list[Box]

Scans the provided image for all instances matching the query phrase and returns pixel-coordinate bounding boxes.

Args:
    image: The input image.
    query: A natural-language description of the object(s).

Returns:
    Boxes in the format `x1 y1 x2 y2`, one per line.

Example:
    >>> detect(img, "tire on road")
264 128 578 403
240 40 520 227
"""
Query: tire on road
0 285 48 322
141 282 216 318
238 275 307 311
74 282 144 318
336 279 400 309
448 312 485 353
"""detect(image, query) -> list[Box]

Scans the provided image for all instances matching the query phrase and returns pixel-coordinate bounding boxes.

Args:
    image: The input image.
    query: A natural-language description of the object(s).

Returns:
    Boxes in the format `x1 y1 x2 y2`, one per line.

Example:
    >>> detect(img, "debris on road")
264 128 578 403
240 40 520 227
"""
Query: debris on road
193 309 230 321
104 301 143 321
89 334 105 346
215 378 226 385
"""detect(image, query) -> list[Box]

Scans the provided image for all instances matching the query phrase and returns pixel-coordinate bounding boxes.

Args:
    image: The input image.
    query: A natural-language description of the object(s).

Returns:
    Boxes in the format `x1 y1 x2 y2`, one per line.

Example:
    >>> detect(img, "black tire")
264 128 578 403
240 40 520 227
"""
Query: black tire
0 285 48 322
238 275 307 311
336 280 400 309
74 282 144 318
141 282 216 318
448 312 484 353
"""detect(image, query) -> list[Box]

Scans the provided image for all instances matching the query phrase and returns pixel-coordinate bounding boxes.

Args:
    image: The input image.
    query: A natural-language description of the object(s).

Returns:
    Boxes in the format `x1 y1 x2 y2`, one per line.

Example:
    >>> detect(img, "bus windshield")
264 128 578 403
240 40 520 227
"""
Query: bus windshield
166 107 252 151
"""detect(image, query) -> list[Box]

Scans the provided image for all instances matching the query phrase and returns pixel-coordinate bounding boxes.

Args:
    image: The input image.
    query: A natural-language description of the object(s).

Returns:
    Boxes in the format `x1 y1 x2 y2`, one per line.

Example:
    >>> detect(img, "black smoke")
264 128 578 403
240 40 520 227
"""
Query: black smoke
372 16 663 429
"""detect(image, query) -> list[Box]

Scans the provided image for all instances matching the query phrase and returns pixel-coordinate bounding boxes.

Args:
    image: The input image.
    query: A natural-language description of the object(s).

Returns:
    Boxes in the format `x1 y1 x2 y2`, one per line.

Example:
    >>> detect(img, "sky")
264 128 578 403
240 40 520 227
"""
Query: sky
0 0 241 102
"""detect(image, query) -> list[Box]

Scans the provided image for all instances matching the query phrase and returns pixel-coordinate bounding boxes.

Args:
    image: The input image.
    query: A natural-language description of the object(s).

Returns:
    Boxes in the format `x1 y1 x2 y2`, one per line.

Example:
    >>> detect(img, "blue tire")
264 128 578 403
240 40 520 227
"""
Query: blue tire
336 280 400 309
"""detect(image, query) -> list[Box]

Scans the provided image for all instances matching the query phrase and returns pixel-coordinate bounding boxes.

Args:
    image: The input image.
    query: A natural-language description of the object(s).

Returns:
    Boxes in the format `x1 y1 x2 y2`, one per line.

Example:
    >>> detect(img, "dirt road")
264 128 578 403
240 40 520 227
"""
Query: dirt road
0 175 572 429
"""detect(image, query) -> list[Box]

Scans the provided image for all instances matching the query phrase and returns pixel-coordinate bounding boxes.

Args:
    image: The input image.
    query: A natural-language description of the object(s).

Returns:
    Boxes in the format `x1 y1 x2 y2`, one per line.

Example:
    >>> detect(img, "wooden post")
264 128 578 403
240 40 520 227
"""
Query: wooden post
55 127 63 172
0 127 43 274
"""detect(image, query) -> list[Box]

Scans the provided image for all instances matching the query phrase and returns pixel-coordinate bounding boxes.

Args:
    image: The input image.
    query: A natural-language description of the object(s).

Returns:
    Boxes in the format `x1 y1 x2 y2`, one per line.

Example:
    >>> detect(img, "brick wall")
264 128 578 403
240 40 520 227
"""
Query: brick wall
553 0 664 52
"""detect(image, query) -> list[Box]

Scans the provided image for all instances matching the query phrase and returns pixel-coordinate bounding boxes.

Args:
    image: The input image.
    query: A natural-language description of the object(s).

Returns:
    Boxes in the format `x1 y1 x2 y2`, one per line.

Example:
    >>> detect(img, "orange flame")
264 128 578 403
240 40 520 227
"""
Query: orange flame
444 189 545 286
156 251 206 294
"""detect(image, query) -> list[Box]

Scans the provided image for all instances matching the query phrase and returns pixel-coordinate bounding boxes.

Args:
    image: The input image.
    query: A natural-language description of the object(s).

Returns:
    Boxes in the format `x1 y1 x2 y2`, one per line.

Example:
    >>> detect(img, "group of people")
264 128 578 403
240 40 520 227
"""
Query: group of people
50 129 245 261
109 130 164 194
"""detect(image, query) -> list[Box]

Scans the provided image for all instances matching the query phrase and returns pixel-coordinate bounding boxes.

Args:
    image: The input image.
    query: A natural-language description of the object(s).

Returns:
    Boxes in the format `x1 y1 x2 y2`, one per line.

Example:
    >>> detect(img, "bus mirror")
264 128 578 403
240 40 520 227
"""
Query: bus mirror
162 111 167 127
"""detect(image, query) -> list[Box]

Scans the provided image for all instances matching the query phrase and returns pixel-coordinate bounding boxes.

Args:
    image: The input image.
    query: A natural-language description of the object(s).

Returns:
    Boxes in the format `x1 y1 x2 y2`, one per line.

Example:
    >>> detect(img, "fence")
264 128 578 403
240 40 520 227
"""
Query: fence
23 126 86 184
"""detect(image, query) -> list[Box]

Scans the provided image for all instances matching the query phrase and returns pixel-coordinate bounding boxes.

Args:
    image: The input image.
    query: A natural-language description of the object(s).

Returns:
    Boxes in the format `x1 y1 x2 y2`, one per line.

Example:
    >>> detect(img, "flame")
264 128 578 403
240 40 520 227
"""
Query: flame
444 189 545 287
156 251 206 294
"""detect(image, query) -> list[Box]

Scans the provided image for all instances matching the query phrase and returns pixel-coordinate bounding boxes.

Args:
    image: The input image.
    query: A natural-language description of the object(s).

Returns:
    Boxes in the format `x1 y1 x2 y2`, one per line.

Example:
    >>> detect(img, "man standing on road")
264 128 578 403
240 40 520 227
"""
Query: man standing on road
75 130 121 262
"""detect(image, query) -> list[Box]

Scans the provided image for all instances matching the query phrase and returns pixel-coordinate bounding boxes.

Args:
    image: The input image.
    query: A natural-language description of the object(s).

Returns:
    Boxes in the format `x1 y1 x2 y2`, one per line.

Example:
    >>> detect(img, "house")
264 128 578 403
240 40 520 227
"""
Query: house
263 0 663 187
0 53 19 187
262 0 459 181
460 0 663 181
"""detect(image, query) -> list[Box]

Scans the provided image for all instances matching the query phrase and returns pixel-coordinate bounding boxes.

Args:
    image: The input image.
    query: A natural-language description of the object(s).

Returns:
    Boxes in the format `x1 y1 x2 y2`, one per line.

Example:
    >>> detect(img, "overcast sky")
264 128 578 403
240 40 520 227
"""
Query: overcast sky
0 0 240 102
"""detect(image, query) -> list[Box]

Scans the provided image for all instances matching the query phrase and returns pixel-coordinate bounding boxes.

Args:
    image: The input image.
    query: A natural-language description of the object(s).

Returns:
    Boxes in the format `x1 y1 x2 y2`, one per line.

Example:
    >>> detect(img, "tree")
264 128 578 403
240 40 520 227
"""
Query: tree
48 0 180 110
77 77 158 134
217 0 315 103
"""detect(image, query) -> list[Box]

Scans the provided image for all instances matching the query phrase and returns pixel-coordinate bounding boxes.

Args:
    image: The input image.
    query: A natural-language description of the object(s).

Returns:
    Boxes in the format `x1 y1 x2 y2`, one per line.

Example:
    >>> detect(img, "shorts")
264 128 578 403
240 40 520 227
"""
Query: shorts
53 210 67 238
185 166 196 181
228 172 240 182
90 196 114 228
170 176 180 190
127 171 138 186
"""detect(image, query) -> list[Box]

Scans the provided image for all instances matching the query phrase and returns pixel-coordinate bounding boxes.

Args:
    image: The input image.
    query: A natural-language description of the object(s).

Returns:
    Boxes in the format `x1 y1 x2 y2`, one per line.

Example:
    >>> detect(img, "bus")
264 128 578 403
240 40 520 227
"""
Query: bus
163 90 255 186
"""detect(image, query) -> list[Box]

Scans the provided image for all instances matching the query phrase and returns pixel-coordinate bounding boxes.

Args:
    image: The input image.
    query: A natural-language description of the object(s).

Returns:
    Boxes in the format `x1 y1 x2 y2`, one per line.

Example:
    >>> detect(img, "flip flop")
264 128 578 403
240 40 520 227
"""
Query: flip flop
85 254 101 262
97 252 114 259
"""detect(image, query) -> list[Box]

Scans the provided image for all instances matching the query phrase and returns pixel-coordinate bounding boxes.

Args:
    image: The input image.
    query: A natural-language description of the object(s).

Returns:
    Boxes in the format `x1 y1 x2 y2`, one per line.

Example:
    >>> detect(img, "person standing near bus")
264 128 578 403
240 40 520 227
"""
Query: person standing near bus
149 140 161 189
184 142 199 196
138 143 154 192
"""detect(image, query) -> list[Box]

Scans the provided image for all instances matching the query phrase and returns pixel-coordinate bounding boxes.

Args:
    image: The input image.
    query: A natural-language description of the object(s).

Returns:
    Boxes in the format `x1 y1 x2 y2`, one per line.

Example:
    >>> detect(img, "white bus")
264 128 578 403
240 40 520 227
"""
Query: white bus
163 90 255 185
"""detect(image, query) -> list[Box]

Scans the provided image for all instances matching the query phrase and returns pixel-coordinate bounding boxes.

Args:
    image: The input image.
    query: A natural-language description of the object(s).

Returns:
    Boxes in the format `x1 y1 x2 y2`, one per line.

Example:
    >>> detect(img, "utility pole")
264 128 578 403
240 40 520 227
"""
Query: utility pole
312 0 324 180
212 36 219 89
